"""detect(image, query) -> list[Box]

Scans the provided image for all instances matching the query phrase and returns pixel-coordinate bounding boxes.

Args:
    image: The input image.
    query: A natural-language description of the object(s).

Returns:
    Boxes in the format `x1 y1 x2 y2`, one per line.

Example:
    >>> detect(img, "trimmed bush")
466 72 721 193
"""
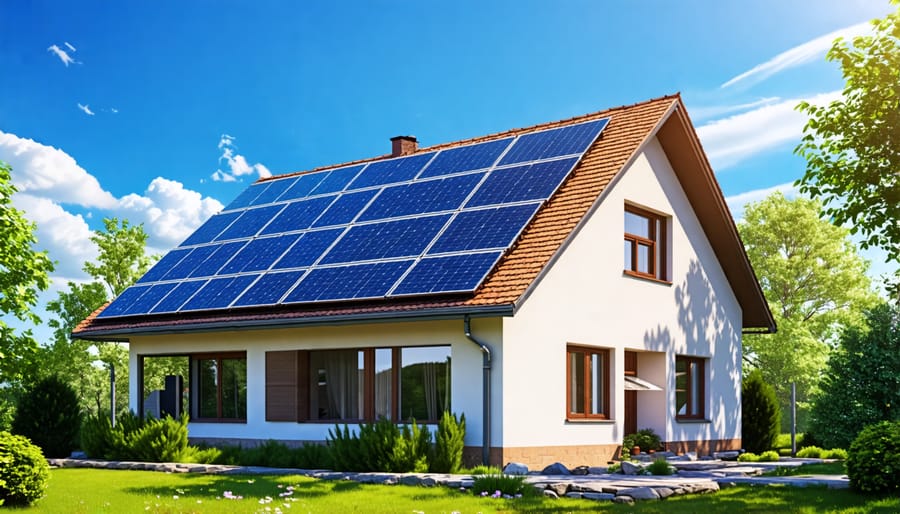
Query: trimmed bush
741 370 781 454
0 431 50 506
796 446 823 458
12 375 82 458
759 450 780 461
737 452 759 462
824 448 848 460
847 420 900 493
431 412 465 473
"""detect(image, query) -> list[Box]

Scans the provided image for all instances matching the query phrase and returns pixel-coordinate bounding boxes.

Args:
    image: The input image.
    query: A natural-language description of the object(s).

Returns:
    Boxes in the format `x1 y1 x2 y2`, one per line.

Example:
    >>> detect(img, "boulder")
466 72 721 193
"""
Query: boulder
620 461 644 475
571 465 590 475
541 462 571 475
612 495 634 505
503 462 529 475
654 487 675 499
547 483 569 496
542 489 559 499
583 492 615 501
617 486 660 500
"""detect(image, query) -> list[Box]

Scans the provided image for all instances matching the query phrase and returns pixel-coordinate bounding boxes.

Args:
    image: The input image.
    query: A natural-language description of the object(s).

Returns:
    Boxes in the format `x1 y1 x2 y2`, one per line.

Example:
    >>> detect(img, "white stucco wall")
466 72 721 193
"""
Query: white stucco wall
128 317 503 447
501 136 743 449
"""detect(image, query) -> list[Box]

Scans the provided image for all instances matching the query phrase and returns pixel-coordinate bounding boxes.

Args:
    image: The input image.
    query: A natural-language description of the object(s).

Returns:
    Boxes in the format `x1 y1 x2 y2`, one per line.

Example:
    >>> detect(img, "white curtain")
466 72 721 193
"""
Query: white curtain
325 350 359 419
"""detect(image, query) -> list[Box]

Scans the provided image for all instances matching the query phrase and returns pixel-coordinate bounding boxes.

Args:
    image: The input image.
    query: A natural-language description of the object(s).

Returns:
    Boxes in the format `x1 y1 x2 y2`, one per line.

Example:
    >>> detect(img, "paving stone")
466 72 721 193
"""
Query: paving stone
421 477 436 487
617 486 660 500
400 475 422 486
565 492 583 499
612 495 634 504
547 483 569 496
654 487 675 498
543 489 559 499
583 492 615 501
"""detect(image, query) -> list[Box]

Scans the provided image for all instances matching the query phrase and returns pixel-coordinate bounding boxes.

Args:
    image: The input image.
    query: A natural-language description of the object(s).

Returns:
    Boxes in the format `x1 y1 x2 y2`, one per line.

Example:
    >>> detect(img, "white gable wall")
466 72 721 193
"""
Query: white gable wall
501 136 742 450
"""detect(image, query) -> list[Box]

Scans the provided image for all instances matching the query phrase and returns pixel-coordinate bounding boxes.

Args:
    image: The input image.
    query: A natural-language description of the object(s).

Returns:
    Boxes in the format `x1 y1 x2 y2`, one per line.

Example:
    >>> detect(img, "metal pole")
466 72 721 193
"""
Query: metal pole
790 382 796 457
110 363 116 428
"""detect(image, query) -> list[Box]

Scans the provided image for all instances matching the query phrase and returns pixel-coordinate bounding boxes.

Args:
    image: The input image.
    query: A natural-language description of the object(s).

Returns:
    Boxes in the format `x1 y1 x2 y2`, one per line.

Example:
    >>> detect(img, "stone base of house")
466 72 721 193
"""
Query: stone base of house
463 444 622 470
663 438 742 456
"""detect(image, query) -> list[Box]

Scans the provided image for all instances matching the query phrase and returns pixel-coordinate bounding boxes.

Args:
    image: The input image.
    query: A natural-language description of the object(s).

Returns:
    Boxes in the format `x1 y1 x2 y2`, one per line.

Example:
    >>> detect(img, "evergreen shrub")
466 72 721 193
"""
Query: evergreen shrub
431 411 465 473
741 370 781 454
12 375 82 458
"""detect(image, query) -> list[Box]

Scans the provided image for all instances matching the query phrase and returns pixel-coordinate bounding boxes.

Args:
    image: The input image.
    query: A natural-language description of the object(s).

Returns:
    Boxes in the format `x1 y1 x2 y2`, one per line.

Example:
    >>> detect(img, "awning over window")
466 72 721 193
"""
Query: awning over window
624 375 663 391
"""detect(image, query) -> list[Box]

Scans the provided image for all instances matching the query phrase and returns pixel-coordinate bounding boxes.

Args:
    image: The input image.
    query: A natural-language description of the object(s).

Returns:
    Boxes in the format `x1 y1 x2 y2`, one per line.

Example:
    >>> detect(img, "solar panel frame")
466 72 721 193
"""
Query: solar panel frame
319 215 450 265
466 157 578 208
218 234 301 274
118 283 177 316
283 260 412 303
276 172 329 202
347 152 435 190
248 177 298 206
179 211 241 247
214 204 285 241
271 228 345 269
96 285 152 318
308 165 366 196
180 274 261 312
418 137 513 178
391 251 503 296
357 173 484 222
428 203 541 254
187 241 247 278
138 248 192 283
232 270 306 307
150 280 207 314
311 189 379 228
498 118 610 165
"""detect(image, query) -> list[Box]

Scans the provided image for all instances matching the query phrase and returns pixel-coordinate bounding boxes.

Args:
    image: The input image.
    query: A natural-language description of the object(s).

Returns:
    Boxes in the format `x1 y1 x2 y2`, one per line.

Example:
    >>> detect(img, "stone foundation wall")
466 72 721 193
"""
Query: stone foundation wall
463 444 621 469
663 438 741 456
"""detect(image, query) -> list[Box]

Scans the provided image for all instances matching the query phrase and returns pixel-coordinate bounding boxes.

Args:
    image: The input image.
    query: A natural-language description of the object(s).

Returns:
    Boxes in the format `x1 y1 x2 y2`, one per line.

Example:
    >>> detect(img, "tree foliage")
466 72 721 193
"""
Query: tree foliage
795 3 900 286
741 370 781 454
809 303 900 450
82 217 152 297
739 192 874 430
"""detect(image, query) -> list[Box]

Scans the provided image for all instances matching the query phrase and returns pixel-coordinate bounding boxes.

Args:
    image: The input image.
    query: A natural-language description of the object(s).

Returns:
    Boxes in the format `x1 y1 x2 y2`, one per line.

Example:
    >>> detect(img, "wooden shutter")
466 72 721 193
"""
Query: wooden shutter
265 350 309 422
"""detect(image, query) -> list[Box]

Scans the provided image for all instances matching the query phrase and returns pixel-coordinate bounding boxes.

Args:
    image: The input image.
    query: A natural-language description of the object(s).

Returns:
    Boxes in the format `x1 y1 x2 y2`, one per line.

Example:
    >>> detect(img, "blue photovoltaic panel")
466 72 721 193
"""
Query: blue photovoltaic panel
138 248 192 283
467 157 577 207
215 204 284 241
308 165 365 196
429 204 540 254
181 274 260 311
312 189 378 228
218 234 301 274
320 215 450 264
358 173 483 222
499 118 609 165
261 196 335 235
285 260 411 303
277 172 328 202
180 212 241 246
119 283 177 316
348 153 434 189
272 228 343 269
393 251 503 295
150 280 206 314
232 271 305 307
222 183 267 211
97 285 152 318
419 138 513 178
161 245 219 281
249 177 297 206
188 241 246 278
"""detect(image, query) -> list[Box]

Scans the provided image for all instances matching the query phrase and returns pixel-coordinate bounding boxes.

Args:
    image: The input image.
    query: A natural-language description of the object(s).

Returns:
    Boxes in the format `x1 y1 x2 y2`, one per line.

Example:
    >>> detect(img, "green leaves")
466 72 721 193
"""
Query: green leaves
82 217 154 297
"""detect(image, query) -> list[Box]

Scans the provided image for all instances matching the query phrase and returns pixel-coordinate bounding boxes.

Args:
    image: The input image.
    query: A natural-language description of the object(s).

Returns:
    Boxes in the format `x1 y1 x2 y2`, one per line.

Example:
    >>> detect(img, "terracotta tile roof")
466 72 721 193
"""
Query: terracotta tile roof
74 95 693 339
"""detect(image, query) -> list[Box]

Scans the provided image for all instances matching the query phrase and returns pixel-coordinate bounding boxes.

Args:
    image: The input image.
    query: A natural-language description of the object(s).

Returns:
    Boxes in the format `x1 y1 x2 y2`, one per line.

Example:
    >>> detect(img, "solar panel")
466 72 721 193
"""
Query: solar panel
232 271 305 307
419 138 512 178
499 118 609 165
181 274 260 311
219 234 301 274
320 215 450 264
312 189 378 228
284 260 412 303
348 153 434 190
101 115 611 318
392 251 503 295
429 204 541 254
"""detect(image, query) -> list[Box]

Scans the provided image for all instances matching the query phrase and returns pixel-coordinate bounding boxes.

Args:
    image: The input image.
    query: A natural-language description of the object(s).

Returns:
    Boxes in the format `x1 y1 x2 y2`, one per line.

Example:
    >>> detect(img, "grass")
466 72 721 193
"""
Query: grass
762 461 847 477
13 468 899 513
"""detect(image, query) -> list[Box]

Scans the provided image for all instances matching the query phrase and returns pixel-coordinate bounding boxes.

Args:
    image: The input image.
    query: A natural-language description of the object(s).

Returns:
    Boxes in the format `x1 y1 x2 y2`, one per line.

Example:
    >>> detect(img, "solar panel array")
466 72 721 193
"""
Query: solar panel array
98 117 610 318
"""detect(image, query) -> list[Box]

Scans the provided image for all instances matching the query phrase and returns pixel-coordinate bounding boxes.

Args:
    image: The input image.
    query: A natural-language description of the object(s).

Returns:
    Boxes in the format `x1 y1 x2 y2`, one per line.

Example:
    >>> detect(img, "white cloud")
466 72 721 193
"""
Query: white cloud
0 130 117 208
725 182 799 221
11 193 96 281
696 91 841 170
64 41 76 53
110 108 119 114
721 21 871 89
688 97 781 121
213 134 271 181
47 44 76 66
77 103 95 116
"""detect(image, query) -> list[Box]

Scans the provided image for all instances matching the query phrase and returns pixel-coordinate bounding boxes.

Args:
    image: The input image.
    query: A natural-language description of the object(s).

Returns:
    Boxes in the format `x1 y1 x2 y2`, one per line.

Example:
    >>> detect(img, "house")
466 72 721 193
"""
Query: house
74 94 775 468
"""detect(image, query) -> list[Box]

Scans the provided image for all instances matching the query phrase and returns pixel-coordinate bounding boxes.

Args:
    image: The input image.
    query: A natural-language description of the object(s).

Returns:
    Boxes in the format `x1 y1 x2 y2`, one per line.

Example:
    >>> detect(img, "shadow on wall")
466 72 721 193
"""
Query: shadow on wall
644 259 740 448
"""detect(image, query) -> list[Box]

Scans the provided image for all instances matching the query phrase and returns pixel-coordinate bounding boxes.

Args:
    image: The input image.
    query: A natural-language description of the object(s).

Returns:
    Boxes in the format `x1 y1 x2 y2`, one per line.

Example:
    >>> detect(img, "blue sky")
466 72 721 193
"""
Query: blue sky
0 0 896 341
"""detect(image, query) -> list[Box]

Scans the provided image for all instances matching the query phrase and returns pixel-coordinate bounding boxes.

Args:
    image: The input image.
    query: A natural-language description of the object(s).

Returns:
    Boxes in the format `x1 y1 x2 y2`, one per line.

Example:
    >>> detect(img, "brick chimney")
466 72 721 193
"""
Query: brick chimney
390 135 418 157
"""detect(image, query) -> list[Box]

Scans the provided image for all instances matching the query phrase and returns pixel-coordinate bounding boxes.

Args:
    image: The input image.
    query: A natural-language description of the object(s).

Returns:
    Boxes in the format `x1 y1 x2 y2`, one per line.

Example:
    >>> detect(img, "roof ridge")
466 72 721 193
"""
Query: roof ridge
260 94 681 183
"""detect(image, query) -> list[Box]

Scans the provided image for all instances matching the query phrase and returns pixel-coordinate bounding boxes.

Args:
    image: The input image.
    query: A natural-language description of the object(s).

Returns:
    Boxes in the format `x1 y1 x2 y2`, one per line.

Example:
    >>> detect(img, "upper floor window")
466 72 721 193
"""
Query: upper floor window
624 205 667 281
675 356 705 420
566 345 610 420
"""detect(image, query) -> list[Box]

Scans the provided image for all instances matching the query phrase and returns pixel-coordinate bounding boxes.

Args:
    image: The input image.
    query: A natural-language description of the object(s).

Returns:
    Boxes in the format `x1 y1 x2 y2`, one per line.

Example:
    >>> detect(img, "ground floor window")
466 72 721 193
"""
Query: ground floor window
192 352 247 421
675 355 705 419
566 345 610 420
266 346 451 424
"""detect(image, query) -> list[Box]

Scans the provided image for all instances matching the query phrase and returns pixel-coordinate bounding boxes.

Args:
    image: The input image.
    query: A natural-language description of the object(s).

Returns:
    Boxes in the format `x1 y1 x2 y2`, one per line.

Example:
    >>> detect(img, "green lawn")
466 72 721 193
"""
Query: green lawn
762 461 847 477
14 468 899 513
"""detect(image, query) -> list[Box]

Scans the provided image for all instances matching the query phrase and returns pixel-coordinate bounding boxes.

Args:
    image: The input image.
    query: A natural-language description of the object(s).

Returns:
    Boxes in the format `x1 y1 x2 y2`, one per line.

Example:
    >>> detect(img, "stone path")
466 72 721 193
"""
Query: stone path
46 457 848 506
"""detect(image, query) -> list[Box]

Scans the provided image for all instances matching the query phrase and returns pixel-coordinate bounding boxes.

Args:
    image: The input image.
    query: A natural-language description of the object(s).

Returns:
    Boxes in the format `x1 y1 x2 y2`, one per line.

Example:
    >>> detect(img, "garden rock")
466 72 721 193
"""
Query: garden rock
503 462 529 475
572 465 590 475
541 462 571 475
655 487 675 498
583 492 615 501
617 486 660 500
542 489 559 499
565 492 583 499
612 495 634 504
620 461 644 475
546 483 569 496
400 475 422 486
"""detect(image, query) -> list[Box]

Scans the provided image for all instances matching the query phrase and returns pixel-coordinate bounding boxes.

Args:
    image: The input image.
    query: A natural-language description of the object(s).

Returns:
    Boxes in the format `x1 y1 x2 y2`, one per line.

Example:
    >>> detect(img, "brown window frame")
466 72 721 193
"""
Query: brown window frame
624 205 668 282
675 356 705 420
191 351 247 423
566 345 611 420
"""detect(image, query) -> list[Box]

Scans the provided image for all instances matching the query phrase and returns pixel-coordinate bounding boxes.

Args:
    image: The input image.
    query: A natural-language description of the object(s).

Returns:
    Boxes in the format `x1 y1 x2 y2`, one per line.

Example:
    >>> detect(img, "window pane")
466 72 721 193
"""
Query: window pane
624 240 633 270
675 358 687 416
637 243 651 273
590 353 603 415
221 358 247 419
400 347 451 421
624 211 650 238
375 348 392 420
569 351 585 414
311 350 363 420
197 358 218 418
655 219 664 276
690 361 701 416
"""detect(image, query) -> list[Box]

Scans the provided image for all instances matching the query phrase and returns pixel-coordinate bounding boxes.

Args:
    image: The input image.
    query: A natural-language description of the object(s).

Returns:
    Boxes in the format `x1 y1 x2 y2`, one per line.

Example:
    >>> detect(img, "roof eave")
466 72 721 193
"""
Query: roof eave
72 303 516 342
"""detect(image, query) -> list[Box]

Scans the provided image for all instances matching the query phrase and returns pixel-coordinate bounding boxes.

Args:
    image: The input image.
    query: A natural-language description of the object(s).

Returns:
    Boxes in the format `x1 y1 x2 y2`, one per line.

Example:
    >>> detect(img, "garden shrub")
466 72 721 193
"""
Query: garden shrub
471 473 530 497
741 370 781 454
357 417 401 472
80 414 117 460
623 428 662 456
0 431 50 506
12 375 82 458
758 450 780 461
824 448 848 460
646 457 675 475
130 415 189 462
241 440 294 468
81 412 190 462
847 420 900 493
431 411 465 473
466 465 502 475
737 452 759 462
799 431 820 449
327 424 363 471
294 442 333 469
796 446 823 458
179 445 221 464
392 421 431 473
